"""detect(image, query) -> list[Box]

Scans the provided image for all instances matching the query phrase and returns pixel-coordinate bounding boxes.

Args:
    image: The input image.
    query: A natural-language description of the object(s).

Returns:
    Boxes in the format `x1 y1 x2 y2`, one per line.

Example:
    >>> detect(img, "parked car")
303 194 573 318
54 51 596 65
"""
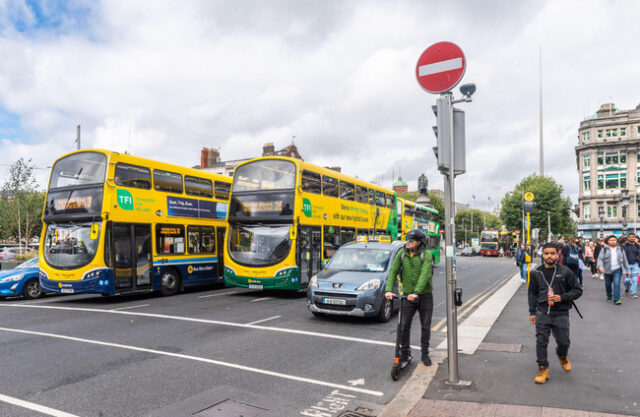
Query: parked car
461 247 475 256
0 247 35 264
0 257 47 299
306 240 405 322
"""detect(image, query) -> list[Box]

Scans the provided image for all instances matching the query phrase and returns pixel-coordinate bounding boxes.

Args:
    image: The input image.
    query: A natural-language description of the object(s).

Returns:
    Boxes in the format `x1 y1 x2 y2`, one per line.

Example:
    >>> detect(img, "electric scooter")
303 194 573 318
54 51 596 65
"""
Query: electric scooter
390 295 409 381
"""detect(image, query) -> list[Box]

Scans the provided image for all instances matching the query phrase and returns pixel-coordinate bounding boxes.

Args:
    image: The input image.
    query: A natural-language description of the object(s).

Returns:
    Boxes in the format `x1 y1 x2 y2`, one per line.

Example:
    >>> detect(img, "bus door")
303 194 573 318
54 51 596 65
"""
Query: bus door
299 226 321 285
216 227 226 279
113 223 153 292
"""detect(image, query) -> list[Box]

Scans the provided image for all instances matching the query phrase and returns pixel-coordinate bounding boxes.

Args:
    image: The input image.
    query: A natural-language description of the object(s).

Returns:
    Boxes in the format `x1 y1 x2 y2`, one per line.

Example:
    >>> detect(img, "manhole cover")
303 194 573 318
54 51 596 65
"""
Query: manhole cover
193 399 268 417
338 408 375 417
477 342 522 353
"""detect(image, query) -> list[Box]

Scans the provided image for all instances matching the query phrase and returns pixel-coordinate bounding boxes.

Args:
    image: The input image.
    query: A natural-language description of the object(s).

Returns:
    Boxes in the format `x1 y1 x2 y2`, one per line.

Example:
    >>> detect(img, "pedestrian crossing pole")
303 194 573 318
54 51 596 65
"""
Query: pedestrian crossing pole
526 212 531 283
523 192 535 284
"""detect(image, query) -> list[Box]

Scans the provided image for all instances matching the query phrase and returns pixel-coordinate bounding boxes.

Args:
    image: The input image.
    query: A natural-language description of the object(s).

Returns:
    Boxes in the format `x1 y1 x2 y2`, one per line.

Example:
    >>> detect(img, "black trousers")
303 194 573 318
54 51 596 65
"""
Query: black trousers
400 292 433 359
535 312 570 367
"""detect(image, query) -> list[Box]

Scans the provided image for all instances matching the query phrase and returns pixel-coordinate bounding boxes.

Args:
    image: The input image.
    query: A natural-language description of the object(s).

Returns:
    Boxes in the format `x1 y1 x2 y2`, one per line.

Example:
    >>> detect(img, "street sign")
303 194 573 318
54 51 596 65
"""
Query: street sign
524 192 535 202
515 230 520 235
416 42 466 94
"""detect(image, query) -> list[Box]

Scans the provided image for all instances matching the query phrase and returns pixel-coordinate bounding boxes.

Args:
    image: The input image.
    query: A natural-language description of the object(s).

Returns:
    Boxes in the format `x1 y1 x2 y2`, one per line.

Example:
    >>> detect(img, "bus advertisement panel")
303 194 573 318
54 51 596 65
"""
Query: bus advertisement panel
39 149 231 297
224 157 398 291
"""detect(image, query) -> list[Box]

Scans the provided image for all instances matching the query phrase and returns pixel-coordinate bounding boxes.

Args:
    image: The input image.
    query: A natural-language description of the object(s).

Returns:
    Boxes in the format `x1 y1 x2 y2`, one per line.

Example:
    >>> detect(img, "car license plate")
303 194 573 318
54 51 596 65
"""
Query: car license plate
248 284 263 289
322 297 346 305
60 288 74 294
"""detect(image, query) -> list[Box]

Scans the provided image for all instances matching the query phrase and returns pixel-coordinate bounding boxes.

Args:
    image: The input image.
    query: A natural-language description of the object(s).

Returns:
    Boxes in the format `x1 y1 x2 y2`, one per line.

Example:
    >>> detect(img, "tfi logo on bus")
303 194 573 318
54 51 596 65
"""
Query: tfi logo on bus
302 198 312 217
117 189 134 211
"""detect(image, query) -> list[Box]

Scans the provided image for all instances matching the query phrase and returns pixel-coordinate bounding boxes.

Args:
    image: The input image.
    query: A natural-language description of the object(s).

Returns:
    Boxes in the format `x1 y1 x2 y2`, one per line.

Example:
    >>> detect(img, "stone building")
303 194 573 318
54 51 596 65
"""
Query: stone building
576 103 640 238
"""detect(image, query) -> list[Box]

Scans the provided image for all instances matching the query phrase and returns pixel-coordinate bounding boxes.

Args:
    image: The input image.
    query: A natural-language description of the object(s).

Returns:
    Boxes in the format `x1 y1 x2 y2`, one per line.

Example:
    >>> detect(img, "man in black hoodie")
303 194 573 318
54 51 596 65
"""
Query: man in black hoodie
529 242 583 384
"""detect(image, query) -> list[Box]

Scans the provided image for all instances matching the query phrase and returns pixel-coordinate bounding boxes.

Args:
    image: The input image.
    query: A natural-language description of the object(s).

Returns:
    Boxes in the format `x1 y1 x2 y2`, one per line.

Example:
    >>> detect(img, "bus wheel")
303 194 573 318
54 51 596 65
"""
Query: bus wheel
376 298 393 323
23 279 43 299
160 269 180 296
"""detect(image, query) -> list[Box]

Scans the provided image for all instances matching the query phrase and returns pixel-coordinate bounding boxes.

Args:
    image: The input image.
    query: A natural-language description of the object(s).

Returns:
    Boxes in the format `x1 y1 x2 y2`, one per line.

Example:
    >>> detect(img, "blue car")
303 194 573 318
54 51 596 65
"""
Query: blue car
0 257 46 299
306 241 404 322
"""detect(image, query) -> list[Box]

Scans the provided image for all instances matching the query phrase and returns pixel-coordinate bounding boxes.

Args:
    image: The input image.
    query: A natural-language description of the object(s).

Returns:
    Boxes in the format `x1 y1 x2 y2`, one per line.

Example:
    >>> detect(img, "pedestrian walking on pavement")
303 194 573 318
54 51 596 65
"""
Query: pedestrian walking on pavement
593 239 605 279
562 238 584 285
529 242 583 384
515 243 527 282
622 233 640 299
597 235 630 305
584 243 594 273
385 229 434 367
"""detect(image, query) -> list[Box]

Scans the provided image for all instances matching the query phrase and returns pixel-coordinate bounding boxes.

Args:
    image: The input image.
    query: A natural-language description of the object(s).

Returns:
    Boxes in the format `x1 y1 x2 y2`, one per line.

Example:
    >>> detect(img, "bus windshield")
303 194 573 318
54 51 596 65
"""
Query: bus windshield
233 159 296 192
49 152 107 189
43 222 101 269
228 224 291 266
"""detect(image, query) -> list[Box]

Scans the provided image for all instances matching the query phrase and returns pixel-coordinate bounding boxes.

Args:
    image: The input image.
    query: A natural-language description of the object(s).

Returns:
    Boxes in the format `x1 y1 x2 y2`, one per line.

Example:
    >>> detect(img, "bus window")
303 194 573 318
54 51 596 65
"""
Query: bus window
233 159 296 191
356 186 368 204
185 176 213 198
322 176 339 197
301 170 321 194
369 189 375 205
405 204 414 217
323 225 340 258
375 191 385 207
214 181 231 200
49 152 106 189
386 194 395 209
153 170 183 194
115 163 151 190
156 224 185 255
340 181 355 201
356 228 368 239
188 226 215 254
341 228 356 244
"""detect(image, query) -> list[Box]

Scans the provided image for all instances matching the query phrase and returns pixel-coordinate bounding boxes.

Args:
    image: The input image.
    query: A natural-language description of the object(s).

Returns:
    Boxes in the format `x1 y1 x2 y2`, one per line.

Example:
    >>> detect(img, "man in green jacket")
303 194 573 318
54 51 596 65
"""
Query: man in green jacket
385 229 434 367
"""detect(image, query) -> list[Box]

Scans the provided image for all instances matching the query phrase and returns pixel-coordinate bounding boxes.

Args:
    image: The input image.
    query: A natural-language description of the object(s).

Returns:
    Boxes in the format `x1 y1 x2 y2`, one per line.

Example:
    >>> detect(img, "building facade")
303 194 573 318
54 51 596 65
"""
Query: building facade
576 103 640 239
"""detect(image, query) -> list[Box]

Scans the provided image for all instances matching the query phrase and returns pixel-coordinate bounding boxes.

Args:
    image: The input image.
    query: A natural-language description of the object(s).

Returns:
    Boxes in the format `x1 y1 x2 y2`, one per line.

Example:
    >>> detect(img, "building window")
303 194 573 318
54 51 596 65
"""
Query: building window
583 176 591 191
620 151 627 163
605 173 626 189
605 129 618 137
597 175 604 189
583 203 590 220
582 154 590 168
605 152 618 164
582 132 590 143
607 203 618 218
637 172 640 185
597 153 604 165
598 130 603 138
621 127 626 136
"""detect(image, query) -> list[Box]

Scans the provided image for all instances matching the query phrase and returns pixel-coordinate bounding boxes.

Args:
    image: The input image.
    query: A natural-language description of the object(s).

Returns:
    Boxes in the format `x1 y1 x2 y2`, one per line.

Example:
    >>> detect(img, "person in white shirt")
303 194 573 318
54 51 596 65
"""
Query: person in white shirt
597 235 630 305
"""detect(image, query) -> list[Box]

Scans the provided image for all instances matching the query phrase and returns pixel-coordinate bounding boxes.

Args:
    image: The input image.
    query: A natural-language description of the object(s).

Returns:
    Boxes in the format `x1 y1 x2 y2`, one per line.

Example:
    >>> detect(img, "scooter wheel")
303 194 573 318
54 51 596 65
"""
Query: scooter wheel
391 365 401 381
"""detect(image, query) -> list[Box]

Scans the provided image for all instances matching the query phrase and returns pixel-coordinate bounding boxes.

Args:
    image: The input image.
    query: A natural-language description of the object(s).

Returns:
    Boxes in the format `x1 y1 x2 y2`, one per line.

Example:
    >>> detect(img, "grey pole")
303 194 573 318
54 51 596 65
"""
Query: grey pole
539 46 544 177
547 211 551 242
76 124 81 150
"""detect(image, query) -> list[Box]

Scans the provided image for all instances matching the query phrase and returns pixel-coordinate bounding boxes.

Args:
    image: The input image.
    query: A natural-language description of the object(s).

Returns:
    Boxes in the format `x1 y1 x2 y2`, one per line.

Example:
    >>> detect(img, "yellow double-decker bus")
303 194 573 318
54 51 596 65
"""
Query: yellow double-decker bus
224 156 398 291
397 197 441 264
39 149 231 296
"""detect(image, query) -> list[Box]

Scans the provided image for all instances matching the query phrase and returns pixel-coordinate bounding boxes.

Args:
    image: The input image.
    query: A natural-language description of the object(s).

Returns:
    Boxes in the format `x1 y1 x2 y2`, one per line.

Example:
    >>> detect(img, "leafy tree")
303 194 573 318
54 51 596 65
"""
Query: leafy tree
0 158 45 251
500 174 574 240
455 209 502 244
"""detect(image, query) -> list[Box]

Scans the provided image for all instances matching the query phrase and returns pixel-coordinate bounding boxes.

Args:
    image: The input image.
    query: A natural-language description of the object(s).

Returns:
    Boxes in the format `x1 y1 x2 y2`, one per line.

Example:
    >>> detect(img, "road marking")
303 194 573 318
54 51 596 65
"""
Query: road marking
111 304 149 311
197 291 238 299
249 297 274 303
0 326 383 397
0 392 80 417
247 315 281 326
0 303 420 350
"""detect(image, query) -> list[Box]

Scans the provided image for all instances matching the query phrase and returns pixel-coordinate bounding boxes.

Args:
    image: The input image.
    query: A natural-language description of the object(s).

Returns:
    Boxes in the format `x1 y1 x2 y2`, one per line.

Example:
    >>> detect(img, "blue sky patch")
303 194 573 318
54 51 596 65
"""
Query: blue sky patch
0 109 22 139
8 0 96 37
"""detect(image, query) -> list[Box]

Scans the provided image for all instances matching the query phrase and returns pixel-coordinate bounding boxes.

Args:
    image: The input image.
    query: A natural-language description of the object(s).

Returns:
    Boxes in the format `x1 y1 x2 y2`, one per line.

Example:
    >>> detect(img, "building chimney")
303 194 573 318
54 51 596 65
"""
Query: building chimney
208 148 220 165
263 142 275 156
201 147 209 168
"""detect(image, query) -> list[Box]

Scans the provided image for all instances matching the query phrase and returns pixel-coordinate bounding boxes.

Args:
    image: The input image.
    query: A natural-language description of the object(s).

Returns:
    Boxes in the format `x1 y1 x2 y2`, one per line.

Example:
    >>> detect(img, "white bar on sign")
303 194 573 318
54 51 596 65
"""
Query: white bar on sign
418 57 463 77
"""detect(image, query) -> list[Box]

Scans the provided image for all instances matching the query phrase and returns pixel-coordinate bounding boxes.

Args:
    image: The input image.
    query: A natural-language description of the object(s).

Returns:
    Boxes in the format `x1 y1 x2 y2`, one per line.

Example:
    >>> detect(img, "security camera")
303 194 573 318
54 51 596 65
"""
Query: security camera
459 83 476 98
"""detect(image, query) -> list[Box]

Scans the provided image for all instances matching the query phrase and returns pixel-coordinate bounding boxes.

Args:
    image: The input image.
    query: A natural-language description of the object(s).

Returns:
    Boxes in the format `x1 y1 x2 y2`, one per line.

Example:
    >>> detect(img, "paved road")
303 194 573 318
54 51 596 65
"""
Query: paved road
0 255 517 417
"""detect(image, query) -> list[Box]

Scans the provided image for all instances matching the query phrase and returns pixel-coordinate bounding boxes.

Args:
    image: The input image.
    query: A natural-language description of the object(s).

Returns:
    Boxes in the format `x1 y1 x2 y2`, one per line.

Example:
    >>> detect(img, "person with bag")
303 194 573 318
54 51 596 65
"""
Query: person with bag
622 233 640 298
515 243 527 283
562 238 582 283
529 242 583 384
593 238 605 279
597 235 630 305
385 229 433 367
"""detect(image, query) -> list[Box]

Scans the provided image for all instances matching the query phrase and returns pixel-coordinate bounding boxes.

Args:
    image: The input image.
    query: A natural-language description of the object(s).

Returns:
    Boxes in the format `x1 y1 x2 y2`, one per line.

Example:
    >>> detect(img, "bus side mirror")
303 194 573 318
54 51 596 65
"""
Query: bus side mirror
90 224 99 240
289 226 296 240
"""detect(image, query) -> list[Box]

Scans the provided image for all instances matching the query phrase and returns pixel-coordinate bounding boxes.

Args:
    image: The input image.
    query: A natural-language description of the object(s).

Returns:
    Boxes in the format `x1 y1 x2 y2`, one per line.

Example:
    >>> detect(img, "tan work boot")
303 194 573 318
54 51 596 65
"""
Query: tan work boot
558 355 571 372
534 366 549 384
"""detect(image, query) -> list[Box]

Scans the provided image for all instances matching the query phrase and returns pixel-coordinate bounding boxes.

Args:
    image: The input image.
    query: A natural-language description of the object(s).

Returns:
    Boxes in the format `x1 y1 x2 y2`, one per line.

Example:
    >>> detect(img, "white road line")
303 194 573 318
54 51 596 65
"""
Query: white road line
0 327 383 397
0 392 80 417
247 315 281 326
249 297 274 303
111 304 149 311
0 303 420 350
197 291 238 299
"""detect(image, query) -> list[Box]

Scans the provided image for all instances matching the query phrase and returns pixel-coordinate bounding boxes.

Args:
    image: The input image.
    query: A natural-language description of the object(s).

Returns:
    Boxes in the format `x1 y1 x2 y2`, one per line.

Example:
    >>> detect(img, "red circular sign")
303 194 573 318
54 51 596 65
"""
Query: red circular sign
415 42 466 94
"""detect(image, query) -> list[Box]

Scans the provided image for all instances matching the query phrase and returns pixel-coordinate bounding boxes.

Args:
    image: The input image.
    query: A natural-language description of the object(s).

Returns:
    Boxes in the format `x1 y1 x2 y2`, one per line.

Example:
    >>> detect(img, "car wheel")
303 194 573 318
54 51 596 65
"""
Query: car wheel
160 269 180 296
376 298 393 323
23 279 43 299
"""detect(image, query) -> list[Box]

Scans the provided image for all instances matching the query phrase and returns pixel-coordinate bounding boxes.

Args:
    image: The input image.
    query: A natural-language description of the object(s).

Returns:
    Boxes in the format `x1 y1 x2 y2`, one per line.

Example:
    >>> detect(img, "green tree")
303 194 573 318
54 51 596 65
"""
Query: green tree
0 158 45 252
455 209 502 244
500 174 574 240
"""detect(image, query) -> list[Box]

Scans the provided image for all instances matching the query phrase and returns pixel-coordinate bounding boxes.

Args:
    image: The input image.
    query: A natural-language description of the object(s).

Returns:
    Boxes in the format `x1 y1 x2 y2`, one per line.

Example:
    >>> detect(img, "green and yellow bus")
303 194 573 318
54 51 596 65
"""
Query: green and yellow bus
39 149 231 296
224 156 398 291
397 197 441 264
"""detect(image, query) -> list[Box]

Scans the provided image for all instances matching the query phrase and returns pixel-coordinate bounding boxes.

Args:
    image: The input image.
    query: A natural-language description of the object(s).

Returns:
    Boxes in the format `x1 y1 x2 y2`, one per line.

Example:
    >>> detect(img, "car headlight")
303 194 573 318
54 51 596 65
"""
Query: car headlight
356 278 381 291
1 273 24 283
309 275 318 287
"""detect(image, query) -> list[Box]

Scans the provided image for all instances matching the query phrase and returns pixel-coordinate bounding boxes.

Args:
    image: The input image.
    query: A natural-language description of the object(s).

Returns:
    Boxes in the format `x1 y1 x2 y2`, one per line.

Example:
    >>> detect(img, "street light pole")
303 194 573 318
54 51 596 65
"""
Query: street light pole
599 205 605 238
621 189 629 235
547 211 551 242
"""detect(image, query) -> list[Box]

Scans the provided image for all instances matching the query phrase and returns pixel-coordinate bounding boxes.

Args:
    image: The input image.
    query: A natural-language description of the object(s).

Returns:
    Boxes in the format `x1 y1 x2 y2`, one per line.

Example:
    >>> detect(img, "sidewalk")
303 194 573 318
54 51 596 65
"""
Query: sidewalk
409 268 640 417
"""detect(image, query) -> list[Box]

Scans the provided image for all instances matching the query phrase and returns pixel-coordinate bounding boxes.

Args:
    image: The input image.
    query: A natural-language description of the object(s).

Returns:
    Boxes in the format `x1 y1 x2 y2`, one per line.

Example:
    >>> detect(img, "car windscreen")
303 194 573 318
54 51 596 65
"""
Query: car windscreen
326 248 392 272
16 257 39 269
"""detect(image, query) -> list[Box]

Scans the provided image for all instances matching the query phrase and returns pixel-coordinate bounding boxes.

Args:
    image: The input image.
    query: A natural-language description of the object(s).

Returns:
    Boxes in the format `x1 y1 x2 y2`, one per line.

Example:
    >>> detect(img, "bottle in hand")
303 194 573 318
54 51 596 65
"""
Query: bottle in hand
547 287 555 306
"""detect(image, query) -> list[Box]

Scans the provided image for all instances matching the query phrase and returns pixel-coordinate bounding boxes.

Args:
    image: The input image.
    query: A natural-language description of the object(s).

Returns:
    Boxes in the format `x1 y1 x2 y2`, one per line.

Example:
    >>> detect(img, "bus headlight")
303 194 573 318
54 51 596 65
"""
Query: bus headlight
309 275 318 287
356 279 381 291
1 274 24 282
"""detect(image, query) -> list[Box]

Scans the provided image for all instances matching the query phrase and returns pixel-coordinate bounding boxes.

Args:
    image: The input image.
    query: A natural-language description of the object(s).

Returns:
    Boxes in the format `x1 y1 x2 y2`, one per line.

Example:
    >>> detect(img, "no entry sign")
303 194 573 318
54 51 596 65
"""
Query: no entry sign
416 42 466 94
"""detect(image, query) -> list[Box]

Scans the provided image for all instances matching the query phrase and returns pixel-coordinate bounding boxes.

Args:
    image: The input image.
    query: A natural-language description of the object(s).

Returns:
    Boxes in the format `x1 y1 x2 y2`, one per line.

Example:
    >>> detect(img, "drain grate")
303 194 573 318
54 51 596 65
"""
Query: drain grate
193 399 268 417
477 342 522 353
337 407 375 417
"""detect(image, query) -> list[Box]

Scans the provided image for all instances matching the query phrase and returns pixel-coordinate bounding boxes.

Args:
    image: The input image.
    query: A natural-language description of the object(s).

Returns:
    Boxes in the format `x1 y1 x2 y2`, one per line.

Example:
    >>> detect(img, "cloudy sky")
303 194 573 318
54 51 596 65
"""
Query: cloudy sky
1 0 639 212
